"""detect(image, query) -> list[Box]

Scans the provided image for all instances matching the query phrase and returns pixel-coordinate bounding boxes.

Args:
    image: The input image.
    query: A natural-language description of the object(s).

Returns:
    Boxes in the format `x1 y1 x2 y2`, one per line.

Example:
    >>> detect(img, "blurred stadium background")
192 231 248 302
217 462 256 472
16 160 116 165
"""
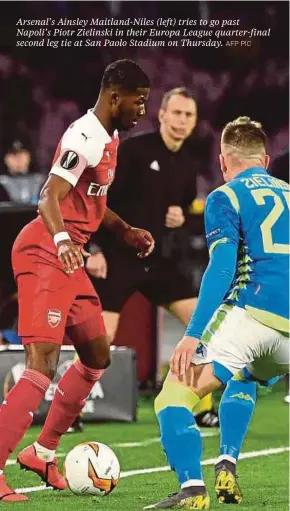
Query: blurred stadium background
0 2 288 507
0 0 288 373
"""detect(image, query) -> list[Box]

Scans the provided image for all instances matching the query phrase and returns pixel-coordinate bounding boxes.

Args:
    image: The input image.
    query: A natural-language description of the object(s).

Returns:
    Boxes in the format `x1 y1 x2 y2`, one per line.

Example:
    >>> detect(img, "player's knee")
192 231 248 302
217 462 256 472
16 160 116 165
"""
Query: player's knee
94 349 111 370
83 354 111 370
77 336 111 370
24 342 60 380
93 336 111 369
154 379 200 415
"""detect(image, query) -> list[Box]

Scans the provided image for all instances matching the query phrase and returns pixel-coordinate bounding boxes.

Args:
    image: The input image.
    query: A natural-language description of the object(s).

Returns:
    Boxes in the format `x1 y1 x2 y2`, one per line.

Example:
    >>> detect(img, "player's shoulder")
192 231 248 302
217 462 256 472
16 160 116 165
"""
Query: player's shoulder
64 110 111 143
207 182 240 213
60 110 111 167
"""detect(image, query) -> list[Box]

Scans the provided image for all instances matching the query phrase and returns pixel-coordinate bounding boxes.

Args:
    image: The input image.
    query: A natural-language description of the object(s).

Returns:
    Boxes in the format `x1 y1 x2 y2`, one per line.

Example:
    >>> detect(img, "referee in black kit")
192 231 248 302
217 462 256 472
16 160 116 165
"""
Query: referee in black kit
87 87 218 427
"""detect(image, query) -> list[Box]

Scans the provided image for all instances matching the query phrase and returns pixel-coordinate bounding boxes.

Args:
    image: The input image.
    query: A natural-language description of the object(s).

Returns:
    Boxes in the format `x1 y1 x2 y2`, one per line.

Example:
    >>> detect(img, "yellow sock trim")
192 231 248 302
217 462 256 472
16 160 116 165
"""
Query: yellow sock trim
154 380 200 414
194 393 213 415
232 370 246 382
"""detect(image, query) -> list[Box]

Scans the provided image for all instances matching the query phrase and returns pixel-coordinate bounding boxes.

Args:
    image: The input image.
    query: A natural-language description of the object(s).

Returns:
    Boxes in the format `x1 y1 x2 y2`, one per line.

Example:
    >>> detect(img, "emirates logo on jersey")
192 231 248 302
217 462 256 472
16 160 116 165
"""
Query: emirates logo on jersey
47 309 62 328
60 151 79 171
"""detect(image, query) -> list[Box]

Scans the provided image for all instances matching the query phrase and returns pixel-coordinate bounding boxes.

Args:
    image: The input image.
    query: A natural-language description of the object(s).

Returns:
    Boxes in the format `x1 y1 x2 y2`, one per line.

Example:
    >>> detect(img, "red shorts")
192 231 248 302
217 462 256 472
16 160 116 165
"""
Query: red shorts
12 219 106 346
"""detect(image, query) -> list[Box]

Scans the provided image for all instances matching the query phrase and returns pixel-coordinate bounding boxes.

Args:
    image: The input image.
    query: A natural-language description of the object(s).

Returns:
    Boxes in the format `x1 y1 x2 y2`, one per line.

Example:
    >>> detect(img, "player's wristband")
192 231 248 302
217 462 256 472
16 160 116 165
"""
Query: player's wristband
53 231 71 246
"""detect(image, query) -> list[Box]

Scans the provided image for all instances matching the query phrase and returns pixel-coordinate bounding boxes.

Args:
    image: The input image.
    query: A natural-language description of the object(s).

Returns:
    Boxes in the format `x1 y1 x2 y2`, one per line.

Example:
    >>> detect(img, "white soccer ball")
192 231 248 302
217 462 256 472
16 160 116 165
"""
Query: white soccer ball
64 441 120 496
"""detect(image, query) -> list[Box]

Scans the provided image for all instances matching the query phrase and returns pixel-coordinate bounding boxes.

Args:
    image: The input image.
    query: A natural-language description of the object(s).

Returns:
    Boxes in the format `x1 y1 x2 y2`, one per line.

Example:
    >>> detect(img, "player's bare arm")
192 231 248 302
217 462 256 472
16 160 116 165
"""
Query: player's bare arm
38 174 90 274
102 207 155 258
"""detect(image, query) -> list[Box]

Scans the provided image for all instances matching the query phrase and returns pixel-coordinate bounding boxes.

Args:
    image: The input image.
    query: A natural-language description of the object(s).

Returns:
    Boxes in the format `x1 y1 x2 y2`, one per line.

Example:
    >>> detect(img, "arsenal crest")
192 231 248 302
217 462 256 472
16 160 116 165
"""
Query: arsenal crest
47 309 62 328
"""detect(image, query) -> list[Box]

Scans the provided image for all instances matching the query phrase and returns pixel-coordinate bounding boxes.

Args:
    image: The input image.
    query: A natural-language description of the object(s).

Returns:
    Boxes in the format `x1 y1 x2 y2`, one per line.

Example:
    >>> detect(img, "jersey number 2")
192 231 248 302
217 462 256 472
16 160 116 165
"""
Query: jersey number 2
251 189 290 254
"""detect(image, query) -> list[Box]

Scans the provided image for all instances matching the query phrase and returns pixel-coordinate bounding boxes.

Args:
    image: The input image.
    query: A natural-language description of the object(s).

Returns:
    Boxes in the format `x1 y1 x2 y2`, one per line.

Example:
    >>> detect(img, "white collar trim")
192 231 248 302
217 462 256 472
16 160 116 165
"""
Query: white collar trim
87 109 112 143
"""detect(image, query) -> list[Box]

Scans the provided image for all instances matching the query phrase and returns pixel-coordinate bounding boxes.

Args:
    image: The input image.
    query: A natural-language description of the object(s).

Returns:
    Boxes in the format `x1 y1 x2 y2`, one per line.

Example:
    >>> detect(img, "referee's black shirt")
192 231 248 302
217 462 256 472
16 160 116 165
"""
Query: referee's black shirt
94 130 200 257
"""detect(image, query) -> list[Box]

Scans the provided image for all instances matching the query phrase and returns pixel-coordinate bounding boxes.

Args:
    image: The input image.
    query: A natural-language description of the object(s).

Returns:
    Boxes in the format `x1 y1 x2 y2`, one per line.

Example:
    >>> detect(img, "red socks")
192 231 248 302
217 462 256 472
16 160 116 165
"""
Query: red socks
37 360 104 450
0 369 50 469
0 360 104 468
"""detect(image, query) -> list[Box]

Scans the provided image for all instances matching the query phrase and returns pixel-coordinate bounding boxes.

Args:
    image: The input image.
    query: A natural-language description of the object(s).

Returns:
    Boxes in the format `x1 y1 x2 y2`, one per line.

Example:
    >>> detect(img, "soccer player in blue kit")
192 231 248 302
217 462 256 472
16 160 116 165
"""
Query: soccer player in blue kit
144 117 289 509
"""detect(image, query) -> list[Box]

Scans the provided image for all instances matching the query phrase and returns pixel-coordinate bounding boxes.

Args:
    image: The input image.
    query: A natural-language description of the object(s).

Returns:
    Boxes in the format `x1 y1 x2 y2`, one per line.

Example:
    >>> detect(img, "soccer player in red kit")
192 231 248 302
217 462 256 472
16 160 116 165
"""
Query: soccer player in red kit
0 59 153 502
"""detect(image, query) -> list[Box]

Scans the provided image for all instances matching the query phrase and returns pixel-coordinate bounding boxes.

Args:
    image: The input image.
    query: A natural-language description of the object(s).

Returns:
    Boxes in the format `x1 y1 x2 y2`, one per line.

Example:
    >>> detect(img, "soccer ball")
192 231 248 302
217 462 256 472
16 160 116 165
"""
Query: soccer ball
63 442 120 496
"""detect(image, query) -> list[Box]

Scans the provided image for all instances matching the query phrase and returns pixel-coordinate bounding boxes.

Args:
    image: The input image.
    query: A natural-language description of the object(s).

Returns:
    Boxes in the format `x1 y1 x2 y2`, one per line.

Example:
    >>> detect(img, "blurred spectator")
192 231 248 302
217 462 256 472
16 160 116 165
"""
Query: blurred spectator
0 140 44 204
270 148 289 183
37 98 80 172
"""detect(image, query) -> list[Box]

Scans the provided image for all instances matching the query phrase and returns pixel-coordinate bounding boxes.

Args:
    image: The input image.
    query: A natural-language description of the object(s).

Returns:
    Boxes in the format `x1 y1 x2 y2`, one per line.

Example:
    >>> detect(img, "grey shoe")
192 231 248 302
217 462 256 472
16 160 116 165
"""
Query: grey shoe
143 486 210 509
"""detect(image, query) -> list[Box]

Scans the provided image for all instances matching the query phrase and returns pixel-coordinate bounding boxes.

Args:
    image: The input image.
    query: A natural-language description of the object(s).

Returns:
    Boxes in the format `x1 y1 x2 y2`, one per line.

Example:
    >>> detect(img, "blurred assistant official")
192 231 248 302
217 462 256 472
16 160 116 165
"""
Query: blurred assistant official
87 87 218 427
0 141 45 204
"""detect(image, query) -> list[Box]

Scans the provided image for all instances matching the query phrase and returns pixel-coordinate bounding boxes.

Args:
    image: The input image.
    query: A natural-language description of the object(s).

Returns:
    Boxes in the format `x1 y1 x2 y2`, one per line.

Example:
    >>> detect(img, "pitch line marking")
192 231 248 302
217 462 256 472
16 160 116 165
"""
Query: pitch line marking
14 446 289 494
7 430 219 466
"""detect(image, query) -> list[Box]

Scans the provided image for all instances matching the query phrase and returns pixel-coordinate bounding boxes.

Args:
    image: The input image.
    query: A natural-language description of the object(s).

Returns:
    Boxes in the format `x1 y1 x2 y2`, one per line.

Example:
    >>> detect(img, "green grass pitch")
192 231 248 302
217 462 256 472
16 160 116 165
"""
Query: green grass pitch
3 384 289 510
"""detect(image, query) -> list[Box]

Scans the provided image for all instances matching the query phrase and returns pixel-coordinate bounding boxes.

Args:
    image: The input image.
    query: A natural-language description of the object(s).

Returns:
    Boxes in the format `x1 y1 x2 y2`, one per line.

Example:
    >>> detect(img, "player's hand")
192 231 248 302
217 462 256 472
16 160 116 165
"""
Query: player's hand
86 252 108 279
57 241 91 274
123 227 155 258
170 335 199 378
165 206 185 228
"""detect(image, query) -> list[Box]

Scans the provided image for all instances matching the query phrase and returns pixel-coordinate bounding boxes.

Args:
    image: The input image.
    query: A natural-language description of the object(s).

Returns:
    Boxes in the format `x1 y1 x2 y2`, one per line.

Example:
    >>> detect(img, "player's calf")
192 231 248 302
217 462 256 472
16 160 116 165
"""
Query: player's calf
0 356 53 488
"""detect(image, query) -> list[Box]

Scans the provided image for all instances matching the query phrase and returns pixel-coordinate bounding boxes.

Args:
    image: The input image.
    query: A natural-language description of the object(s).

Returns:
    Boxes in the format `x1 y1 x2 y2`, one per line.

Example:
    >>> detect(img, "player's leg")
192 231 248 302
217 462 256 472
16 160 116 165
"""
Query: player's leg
102 311 121 343
34 284 111 456
16 342 69 490
215 316 289 505
91 250 137 345
66 344 85 434
67 257 131 432
142 262 217 421
13 260 80 492
0 258 73 500
0 341 61 501
144 364 224 510
168 298 219 427
35 332 110 451
67 309 120 434
144 304 268 509
214 370 257 505
218 372 257 462
219 323 290 467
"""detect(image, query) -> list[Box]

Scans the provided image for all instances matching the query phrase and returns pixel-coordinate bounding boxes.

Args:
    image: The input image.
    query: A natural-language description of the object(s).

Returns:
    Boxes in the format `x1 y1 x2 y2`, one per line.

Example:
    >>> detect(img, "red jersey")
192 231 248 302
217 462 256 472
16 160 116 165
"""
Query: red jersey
36 109 119 245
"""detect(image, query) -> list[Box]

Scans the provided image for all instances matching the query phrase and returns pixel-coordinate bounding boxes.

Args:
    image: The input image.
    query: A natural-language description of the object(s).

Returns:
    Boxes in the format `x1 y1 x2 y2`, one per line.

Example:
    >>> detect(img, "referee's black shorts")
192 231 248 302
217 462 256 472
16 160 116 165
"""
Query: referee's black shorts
94 251 197 313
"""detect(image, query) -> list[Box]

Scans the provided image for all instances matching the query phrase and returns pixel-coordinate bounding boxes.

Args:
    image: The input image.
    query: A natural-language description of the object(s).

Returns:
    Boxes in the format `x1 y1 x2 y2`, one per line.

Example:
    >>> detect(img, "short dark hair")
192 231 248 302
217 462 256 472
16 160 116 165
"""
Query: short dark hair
222 116 267 156
161 87 196 110
6 140 30 155
101 59 150 92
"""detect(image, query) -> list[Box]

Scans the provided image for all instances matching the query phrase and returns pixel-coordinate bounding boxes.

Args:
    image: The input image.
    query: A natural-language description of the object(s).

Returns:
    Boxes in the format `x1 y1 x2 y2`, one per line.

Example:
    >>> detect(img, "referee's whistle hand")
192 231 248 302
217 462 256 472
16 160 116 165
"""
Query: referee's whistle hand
86 252 107 279
165 206 185 228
